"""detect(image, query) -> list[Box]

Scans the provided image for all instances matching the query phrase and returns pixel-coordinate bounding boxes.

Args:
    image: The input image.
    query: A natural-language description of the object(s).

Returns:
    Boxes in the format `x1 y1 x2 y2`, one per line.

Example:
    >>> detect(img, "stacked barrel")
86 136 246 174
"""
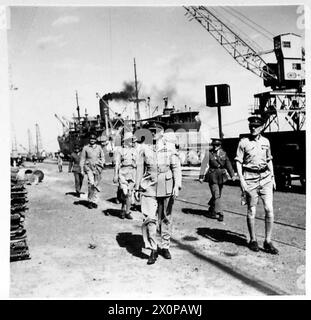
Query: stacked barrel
10 168 30 262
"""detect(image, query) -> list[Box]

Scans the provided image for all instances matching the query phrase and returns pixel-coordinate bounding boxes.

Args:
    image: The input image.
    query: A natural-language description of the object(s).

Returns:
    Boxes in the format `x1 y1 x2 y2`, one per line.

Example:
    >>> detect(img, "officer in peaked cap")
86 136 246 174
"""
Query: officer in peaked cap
135 120 182 265
199 137 235 222
113 131 138 220
235 115 278 254
248 116 264 127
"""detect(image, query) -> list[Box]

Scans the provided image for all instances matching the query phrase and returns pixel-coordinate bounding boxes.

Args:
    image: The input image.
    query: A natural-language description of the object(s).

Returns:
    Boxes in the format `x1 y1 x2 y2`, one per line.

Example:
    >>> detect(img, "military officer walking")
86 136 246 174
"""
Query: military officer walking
235 116 278 254
135 121 182 265
80 132 105 209
113 131 137 220
199 138 235 222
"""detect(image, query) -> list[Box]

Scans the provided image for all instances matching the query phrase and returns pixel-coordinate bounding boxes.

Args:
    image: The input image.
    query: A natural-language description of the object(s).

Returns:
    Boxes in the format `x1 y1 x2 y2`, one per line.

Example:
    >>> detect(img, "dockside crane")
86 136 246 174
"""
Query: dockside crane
184 6 305 132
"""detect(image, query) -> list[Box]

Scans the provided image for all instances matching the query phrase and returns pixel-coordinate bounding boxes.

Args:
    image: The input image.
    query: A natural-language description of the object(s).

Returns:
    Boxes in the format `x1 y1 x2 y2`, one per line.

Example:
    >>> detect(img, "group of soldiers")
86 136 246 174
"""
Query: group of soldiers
66 115 278 265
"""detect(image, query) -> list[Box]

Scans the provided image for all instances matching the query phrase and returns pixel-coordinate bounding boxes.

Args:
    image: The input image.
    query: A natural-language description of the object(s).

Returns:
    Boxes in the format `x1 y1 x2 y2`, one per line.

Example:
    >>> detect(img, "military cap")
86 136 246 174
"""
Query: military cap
210 138 222 146
89 132 97 139
142 120 167 130
248 116 264 127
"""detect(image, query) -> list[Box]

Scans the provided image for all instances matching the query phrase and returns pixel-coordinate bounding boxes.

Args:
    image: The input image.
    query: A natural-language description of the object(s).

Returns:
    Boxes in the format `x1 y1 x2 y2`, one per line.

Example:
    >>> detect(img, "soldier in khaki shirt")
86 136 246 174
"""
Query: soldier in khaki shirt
235 116 278 254
135 121 182 265
113 131 138 220
80 132 105 209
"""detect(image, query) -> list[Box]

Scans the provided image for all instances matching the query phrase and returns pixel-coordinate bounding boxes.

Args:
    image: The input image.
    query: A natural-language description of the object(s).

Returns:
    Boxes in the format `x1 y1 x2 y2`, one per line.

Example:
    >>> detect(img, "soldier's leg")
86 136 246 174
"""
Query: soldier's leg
79 173 84 191
141 196 158 251
213 183 222 213
208 184 217 217
260 181 278 253
74 173 80 194
160 196 174 250
246 187 259 243
119 183 127 219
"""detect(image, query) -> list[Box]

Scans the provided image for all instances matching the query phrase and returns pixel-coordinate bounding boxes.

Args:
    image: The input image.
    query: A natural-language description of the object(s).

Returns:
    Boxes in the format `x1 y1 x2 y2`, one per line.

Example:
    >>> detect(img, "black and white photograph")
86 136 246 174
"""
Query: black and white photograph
1 0 309 300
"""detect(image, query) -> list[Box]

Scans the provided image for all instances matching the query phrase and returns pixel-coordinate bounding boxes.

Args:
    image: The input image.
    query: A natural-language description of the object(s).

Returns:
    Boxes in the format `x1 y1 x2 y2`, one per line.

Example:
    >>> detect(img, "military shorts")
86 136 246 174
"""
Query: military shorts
244 171 273 207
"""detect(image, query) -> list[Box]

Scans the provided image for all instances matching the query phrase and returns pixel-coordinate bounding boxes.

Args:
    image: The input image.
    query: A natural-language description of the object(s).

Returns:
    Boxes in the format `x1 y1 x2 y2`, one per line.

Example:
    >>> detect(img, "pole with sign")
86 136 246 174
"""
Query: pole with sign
205 84 231 139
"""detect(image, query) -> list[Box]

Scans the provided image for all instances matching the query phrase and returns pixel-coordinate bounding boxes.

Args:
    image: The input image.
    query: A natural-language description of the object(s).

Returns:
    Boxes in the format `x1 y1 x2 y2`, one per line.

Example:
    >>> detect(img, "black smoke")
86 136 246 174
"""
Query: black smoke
102 81 137 101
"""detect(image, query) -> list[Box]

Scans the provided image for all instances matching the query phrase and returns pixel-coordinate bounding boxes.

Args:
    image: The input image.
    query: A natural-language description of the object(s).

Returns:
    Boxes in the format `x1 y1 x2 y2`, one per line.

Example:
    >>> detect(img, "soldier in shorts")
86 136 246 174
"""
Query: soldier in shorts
235 116 278 254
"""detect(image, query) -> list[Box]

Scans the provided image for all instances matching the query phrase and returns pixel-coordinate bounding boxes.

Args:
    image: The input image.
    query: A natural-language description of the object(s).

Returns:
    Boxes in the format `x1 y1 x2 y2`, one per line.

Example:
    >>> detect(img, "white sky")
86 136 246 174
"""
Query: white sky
8 4 304 151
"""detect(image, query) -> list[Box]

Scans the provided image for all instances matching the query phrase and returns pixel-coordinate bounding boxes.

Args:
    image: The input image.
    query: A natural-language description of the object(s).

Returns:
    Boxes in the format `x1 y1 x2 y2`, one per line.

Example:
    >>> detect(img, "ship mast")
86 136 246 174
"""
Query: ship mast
75 90 81 122
129 58 146 122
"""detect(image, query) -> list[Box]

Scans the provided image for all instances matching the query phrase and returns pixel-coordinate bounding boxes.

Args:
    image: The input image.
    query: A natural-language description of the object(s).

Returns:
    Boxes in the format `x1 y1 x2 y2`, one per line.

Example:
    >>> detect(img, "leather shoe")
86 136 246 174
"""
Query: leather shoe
217 213 224 222
92 203 98 209
248 240 259 252
160 248 171 259
263 241 279 255
147 250 158 265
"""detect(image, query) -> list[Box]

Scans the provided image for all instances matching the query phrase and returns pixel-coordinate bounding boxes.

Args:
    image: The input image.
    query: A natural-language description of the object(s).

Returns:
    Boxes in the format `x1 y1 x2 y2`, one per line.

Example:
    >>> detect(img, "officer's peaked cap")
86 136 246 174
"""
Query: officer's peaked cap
89 132 97 139
248 116 264 127
211 138 222 146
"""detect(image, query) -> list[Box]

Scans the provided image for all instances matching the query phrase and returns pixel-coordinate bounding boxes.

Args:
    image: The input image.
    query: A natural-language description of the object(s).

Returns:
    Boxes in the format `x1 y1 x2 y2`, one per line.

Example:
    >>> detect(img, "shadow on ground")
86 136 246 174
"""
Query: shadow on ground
65 191 80 198
106 197 120 204
73 200 91 208
197 227 248 247
116 232 148 259
102 208 123 218
182 208 219 220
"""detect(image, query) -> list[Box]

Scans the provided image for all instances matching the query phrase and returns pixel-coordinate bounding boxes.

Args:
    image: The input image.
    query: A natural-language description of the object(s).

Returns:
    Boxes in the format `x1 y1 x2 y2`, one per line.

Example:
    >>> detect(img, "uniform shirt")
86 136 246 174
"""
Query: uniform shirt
136 138 182 197
79 144 105 171
199 148 234 184
114 146 137 168
235 135 272 170
69 151 82 173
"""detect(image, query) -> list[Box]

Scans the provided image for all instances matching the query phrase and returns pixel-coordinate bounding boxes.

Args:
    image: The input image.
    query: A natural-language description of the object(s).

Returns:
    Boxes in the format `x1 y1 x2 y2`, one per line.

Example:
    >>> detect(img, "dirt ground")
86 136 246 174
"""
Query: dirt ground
10 161 305 298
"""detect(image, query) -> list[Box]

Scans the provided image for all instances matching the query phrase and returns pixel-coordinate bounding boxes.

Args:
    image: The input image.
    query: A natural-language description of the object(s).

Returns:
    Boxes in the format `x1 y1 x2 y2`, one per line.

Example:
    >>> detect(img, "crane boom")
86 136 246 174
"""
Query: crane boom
183 6 277 81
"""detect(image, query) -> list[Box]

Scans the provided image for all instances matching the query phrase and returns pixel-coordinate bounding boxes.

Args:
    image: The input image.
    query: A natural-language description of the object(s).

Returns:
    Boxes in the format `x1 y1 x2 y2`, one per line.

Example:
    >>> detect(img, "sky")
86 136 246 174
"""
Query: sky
8 5 305 152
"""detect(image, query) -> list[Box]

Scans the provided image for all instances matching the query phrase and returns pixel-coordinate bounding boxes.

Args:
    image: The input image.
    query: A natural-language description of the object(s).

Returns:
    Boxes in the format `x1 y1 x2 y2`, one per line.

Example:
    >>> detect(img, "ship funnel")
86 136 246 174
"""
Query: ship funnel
99 98 109 120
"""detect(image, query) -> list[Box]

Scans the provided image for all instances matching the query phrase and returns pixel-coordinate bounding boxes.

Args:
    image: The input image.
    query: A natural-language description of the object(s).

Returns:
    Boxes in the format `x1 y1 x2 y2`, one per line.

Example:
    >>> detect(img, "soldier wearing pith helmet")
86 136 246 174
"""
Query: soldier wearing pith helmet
135 120 182 265
235 116 278 254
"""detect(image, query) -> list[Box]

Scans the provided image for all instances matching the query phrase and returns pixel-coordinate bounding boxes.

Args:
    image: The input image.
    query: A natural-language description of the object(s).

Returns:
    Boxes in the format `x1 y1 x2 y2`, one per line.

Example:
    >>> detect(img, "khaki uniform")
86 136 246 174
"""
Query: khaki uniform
235 135 273 207
114 145 137 202
80 144 105 204
136 138 182 250
70 151 84 194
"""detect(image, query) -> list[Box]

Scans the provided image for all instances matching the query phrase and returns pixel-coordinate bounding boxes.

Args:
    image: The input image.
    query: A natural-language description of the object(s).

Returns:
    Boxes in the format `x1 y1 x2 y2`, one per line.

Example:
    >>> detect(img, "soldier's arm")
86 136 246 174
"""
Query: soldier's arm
235 140 248 191
225 153 235 178
113 149 121 180
79 147 87 172
135 148 145 191
199 149 209 180
171 152 182 190
266 141 276 188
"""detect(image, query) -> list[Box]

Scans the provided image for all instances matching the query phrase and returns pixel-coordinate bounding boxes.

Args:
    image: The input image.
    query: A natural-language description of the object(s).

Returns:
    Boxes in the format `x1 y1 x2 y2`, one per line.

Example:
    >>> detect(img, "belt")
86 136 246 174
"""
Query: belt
243 166 268 174
148 166 170 174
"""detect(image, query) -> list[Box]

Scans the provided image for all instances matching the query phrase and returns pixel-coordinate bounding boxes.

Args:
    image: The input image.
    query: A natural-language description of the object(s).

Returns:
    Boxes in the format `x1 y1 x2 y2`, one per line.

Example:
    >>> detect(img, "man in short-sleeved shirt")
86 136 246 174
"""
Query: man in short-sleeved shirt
80 132 105 209
235 116 278 254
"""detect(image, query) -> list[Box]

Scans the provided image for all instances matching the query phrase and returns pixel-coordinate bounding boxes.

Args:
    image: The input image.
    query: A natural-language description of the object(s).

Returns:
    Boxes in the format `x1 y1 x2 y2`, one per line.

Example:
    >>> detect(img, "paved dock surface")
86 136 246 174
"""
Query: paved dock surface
10 162 305 298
